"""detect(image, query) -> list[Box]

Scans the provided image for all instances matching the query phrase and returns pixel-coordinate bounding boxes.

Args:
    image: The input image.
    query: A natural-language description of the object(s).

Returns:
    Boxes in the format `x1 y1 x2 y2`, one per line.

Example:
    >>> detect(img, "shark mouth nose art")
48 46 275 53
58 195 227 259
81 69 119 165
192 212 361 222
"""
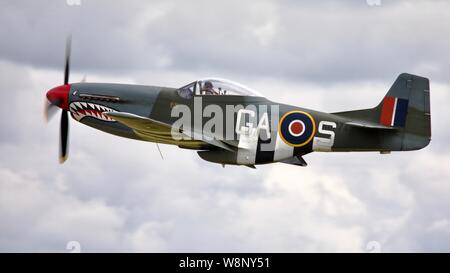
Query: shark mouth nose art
69 102 117 122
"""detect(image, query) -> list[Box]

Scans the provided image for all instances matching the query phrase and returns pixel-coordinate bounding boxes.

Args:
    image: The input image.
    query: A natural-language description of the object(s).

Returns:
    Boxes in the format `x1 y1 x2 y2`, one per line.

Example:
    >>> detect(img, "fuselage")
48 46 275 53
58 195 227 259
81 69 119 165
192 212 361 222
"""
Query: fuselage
63 82 409 166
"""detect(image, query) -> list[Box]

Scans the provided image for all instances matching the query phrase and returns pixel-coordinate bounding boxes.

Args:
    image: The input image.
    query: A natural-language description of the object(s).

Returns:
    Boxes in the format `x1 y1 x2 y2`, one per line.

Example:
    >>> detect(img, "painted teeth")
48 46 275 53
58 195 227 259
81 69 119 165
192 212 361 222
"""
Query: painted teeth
69 101 116 122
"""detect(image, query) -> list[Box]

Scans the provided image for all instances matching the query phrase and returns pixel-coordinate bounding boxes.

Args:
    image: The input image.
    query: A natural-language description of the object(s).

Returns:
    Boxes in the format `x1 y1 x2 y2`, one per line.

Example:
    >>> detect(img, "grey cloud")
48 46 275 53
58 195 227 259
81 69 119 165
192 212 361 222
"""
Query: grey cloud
1 58 450 252
1 0 450 83
1 1 450 252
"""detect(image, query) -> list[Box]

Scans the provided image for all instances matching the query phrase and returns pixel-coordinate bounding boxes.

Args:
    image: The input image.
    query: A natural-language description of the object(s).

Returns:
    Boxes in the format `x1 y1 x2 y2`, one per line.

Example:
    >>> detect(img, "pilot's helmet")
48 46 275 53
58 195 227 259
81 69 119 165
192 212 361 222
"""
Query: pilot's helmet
204 81 213 89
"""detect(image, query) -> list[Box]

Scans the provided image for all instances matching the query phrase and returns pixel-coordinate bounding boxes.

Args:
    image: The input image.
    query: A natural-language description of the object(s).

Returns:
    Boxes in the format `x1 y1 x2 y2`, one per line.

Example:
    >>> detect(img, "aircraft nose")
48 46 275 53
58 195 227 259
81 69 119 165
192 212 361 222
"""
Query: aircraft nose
46 84 70 110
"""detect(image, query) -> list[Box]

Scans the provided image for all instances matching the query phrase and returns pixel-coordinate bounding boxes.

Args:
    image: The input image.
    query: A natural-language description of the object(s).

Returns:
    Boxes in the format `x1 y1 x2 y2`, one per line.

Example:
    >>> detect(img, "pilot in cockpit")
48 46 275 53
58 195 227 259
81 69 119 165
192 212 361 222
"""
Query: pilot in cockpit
202 81 219 95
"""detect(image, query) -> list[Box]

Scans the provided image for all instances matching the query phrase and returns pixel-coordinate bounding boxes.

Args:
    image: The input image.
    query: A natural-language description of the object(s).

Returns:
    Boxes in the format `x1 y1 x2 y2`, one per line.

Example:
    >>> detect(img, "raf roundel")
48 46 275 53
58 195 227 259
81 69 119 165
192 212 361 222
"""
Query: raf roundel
278 110 316 147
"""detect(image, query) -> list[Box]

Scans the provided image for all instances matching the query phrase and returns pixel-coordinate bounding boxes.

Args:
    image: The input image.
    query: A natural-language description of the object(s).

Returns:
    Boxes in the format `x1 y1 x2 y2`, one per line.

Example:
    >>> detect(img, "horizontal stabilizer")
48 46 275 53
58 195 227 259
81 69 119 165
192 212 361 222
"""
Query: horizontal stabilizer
332 73 431 151
345 121 396 130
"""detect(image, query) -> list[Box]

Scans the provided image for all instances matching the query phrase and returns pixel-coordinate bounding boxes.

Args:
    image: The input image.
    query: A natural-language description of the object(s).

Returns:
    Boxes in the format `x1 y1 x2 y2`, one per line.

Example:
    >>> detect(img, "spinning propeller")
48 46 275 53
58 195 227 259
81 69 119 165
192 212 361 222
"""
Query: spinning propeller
45 36 72 163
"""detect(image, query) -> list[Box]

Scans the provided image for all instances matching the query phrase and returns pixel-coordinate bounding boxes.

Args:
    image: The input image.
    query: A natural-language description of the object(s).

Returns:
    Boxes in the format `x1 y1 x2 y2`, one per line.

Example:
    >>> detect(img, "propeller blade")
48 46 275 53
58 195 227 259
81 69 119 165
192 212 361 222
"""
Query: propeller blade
48 36 72 163
59 110 69 163
44 99 59 122
64 35 71 85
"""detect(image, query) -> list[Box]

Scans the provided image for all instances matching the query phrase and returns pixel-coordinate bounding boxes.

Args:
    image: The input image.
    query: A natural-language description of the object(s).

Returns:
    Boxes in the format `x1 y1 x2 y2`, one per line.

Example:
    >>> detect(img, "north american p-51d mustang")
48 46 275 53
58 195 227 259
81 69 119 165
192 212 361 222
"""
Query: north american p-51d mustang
45 39 431 168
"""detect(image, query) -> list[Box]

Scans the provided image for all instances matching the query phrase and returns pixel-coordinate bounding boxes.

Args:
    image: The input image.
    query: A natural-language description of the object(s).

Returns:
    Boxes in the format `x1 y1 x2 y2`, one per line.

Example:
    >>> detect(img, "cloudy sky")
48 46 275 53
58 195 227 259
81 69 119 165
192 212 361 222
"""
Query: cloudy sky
1 0 450 252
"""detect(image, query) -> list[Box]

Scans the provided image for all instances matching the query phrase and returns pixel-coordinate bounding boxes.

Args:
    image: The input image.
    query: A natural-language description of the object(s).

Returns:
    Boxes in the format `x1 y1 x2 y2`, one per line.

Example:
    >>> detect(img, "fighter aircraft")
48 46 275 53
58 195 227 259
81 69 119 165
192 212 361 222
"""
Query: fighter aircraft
45 39 431 168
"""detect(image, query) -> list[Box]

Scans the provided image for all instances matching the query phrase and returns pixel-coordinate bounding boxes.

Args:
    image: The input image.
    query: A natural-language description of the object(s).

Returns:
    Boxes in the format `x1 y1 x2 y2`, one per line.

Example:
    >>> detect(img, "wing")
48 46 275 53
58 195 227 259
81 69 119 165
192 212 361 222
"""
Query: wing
105 112 235 152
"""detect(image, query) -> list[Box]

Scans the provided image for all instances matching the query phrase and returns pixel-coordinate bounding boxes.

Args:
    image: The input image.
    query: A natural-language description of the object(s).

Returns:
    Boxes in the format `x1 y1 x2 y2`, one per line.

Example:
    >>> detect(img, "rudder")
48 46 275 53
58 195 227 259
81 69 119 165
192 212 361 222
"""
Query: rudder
376 73 431 150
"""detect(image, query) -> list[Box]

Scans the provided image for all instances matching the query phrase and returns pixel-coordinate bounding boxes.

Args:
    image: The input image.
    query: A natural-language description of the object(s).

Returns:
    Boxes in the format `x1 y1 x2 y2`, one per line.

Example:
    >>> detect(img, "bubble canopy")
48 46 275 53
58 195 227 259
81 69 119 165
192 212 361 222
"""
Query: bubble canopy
177 78 264 99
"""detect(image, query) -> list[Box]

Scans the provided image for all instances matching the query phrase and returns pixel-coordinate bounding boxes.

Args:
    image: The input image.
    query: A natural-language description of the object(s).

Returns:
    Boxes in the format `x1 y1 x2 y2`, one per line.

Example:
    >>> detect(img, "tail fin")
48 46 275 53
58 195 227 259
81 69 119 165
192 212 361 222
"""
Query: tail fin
334 73 431 151
377 73 431 150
